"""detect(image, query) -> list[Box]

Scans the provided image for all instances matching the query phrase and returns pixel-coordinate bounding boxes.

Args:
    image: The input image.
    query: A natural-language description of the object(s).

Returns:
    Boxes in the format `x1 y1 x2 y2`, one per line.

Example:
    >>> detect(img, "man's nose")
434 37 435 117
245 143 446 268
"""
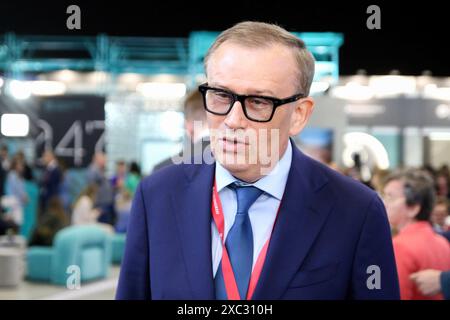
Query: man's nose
224 101 247 129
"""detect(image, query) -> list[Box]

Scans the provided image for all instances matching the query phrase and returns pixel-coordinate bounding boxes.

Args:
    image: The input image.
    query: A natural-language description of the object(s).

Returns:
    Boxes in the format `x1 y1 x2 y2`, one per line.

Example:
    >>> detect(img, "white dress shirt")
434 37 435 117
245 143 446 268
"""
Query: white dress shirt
211 142 293 276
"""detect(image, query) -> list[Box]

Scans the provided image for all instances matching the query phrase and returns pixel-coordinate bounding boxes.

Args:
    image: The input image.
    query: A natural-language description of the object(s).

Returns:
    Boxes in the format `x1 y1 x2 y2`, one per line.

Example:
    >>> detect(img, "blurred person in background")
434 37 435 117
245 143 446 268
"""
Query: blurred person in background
0 145 10 170
72 183 114 235
14 150 33 181
0 214 18 235
0 145 10 198
431 197 449 233
124 161 141 197
382 169 450 299
411 269 450 300
111 160 127 192
436 168 450 201
38 150 62 214
57 159 73 215
421 164 436 178
114 161 141 233
87 152 115 225
71 184 100 225
14 151 39 240
0 145 9 234
0 149 18 234
114 187 132 233
152 90 210 172
4 157 28 227
371 167 391 194
346 153 373 189
29 196 68 246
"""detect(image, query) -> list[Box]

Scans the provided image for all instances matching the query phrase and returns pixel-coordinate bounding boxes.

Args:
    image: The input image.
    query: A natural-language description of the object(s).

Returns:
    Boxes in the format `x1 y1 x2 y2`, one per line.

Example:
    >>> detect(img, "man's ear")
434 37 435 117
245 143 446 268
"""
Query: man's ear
289 97 315 136
185 120 194 140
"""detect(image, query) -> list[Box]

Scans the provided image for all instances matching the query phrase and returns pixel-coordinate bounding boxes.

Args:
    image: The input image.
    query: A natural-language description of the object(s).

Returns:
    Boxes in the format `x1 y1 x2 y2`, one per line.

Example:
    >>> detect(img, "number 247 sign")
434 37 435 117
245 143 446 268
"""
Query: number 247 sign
35 119 105 167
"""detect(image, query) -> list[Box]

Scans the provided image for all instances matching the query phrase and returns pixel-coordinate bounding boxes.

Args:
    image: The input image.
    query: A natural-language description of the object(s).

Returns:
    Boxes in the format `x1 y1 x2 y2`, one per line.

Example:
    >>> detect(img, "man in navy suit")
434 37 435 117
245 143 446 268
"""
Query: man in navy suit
116 21 400 300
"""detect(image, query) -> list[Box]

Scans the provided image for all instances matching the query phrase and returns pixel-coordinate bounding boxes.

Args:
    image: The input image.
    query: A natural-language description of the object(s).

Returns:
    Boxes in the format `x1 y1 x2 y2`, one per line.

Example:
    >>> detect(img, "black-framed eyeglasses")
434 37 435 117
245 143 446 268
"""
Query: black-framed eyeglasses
198 83 305 122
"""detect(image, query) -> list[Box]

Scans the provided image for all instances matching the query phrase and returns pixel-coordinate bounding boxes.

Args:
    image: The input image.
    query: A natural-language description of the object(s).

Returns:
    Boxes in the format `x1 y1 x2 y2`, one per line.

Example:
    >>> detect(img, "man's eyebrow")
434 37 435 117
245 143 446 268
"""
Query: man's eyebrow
209 83 231 91
209 83 276 96
252 89 276 96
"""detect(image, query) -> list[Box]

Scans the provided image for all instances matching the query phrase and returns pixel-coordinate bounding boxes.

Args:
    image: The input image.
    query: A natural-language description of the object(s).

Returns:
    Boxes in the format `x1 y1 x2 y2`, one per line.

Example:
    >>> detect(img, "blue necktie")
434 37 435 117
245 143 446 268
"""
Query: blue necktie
215 183 263 300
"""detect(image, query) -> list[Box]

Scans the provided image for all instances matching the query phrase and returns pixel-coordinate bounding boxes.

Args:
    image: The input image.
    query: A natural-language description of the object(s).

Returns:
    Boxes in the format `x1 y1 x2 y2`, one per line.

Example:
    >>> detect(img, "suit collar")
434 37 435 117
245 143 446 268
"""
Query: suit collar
172 161 216 299
252 140 335 299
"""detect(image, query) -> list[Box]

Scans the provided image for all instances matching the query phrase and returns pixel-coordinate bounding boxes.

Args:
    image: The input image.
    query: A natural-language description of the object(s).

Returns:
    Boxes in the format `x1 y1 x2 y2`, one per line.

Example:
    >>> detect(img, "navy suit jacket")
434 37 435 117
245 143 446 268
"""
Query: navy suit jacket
116 142 400 300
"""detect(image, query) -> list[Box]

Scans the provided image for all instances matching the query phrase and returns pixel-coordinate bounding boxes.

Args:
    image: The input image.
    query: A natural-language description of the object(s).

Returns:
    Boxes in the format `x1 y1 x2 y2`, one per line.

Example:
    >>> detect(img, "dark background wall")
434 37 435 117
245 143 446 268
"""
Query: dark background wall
0 0 449 76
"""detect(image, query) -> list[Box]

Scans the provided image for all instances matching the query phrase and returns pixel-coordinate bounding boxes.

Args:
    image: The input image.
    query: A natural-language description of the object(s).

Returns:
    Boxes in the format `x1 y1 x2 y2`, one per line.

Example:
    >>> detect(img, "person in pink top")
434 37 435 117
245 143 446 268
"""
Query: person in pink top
383 169 450 300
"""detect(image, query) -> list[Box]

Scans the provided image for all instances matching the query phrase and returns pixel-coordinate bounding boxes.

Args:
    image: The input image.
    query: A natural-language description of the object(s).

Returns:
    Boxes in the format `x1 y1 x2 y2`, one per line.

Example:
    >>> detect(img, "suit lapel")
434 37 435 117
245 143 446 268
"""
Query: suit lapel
171 162 215 299
252 143 336 300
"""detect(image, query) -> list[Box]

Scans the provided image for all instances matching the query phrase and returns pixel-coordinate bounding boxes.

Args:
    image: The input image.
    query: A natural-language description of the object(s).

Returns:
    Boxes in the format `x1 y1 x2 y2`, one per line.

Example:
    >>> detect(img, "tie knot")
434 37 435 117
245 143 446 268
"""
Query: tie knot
229 183 263 215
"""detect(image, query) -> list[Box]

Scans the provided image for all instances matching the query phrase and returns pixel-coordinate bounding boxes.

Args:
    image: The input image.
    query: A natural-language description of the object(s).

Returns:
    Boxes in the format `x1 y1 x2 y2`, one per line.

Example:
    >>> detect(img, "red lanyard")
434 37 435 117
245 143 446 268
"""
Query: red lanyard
211 179 281 300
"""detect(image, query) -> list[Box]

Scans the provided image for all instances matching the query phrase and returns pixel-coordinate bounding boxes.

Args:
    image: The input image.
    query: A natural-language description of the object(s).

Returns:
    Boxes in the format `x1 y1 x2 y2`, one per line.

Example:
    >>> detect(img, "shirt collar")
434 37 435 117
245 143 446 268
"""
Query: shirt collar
215 141 292 200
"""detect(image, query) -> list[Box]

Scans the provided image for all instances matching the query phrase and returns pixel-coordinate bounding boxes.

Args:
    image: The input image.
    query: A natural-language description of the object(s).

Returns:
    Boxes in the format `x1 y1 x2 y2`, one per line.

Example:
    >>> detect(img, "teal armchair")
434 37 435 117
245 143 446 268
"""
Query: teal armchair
26 225 112 285
111 233 126 264
21 181 39 241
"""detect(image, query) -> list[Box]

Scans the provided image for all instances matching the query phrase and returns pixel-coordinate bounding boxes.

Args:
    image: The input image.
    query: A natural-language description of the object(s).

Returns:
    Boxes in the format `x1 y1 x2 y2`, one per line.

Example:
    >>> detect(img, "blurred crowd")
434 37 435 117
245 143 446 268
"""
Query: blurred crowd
338 160 450 300
0 90 206 249
0 146 142 247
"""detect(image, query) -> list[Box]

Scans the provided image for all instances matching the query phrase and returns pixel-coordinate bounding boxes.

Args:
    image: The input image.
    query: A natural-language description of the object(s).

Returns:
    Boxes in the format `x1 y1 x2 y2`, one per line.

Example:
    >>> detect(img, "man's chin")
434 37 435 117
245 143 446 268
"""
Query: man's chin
217 156 252 174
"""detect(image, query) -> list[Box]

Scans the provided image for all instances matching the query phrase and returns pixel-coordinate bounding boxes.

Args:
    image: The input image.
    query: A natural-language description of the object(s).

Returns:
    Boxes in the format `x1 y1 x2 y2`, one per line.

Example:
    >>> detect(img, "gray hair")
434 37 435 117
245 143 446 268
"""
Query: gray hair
204 21 315 96
384 168 436 222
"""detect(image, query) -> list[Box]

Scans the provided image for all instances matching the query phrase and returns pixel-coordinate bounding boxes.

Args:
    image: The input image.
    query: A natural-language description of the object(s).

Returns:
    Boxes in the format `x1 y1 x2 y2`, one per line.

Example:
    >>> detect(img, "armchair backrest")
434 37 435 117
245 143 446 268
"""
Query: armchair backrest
50 225 112 285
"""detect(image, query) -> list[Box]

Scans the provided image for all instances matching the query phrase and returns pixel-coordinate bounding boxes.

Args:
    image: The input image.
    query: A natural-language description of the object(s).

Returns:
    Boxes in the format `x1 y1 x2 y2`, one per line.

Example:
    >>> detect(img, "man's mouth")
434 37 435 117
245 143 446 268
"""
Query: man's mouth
218 137 250 153
221 137 249 145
